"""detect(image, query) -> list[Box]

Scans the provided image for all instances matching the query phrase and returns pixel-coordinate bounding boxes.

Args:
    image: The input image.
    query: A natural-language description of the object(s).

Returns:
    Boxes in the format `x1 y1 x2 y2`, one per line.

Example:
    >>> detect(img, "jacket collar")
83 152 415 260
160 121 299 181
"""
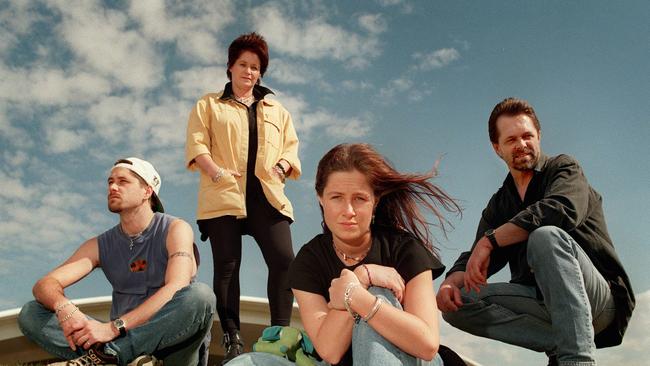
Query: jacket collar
220 82 275 103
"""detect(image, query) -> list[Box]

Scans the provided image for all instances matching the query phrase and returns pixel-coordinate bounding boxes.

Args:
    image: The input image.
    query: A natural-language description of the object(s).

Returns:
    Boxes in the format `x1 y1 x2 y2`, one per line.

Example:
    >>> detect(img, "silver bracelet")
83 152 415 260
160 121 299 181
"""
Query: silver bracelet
211 166 225 183
363 297 383 322
343 282 361 322
55 301 73 314
272 165 286 182
60 306 79 323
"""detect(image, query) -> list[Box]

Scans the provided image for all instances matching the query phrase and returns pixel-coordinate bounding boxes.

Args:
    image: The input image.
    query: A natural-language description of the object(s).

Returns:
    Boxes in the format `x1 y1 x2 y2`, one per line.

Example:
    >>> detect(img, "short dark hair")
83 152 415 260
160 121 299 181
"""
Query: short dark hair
226 32 269 83
488 98 541 143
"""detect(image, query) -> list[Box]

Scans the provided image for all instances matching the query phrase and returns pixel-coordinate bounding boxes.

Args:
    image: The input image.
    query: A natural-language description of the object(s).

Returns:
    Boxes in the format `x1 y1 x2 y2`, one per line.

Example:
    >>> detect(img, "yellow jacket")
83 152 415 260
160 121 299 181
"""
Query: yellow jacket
185 89 301 220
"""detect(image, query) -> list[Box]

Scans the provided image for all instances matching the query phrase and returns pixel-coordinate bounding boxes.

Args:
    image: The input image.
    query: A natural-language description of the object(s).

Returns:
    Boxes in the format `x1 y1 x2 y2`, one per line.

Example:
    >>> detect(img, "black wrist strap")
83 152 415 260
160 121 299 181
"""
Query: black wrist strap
485 229 499 249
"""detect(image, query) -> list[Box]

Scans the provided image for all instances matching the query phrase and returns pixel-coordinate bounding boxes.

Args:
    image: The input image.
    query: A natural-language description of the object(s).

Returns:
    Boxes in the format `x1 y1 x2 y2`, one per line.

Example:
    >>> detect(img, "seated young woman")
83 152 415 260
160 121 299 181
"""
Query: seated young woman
228 143 461 366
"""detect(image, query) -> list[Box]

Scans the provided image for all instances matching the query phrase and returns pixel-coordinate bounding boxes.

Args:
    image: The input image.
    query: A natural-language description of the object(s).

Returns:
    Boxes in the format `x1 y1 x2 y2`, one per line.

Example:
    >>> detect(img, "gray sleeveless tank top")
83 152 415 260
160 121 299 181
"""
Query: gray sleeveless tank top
98 212 174 320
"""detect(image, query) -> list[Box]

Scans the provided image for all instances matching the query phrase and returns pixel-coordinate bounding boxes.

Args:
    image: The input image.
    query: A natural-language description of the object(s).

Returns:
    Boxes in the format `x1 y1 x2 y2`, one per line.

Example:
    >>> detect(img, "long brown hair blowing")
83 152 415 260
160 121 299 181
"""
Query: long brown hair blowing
315 143 462 255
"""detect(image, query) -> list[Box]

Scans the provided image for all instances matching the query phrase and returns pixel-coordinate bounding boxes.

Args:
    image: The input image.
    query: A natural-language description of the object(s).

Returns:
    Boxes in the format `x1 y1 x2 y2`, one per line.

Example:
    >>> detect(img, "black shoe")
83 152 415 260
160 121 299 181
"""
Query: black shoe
547 355 558 366
221 331 244 365
438 344 466 366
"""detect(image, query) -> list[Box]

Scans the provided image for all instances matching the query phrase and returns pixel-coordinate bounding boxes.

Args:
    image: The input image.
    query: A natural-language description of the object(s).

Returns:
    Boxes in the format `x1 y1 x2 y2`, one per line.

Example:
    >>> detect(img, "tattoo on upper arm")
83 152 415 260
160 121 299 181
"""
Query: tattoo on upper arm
169 251 193 260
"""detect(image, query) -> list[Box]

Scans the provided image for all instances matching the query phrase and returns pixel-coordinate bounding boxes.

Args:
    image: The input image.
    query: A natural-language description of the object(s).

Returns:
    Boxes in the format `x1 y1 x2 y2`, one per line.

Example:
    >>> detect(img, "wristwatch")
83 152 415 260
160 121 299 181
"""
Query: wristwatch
113 318 127 337
484 229 499 250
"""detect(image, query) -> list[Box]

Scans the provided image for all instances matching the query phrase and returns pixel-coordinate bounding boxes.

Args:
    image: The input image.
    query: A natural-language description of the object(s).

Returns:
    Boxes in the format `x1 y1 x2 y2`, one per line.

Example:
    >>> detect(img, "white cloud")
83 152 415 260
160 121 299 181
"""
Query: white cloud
377 0 413 14
46 127 89 153
250 3 381 68
594 289 650 363
172 66 228 100
128 0 235 64
267 59 328 87
413 48 461 70
0 1 41 35
379 76 414 99
0 172 37 202
0 65 112 106
341 80 374 91
273 93 373 144
0 163 109 258
358 14 388 34
86 93 191 153
376 47 460 103
47 0 163 90
0 104 29 146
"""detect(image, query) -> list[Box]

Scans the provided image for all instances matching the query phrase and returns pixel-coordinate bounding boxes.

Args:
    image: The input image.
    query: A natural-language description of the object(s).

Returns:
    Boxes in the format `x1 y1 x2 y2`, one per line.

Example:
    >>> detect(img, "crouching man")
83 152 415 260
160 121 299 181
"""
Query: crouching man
437 98 634 366
18 157 216 366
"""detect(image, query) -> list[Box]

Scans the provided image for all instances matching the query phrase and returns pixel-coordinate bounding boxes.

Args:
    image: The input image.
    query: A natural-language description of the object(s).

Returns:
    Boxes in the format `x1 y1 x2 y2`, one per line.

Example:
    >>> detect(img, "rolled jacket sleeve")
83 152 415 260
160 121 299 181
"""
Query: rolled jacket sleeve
185 98 212 171
279 110 301 180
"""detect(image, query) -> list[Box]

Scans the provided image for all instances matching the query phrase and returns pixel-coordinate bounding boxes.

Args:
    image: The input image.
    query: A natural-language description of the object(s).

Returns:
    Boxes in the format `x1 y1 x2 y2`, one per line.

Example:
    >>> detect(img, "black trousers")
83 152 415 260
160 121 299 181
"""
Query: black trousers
198 183 295 333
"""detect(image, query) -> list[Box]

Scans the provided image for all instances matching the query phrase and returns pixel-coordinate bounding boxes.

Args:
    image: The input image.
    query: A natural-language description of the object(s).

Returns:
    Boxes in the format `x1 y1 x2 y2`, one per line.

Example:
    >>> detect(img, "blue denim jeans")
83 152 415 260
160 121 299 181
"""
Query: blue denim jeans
228 287 443 366
442 226 615 366
18 282 216 366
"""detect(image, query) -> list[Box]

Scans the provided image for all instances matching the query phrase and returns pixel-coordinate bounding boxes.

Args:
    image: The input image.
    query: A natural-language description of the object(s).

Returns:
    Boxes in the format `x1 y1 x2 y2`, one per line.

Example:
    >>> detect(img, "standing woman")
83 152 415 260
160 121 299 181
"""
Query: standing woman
290 143 461 365
185 32 301 364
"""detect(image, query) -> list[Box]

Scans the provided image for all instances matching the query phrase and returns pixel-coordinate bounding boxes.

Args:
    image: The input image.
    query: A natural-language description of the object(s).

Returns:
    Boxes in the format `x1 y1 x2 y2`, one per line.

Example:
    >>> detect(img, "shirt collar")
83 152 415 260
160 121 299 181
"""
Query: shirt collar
533 153 548 172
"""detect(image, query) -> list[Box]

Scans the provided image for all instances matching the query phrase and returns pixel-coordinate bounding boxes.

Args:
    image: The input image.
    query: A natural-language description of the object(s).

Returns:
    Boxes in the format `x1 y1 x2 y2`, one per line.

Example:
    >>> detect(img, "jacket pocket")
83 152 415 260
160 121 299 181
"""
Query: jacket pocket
263 119 281 151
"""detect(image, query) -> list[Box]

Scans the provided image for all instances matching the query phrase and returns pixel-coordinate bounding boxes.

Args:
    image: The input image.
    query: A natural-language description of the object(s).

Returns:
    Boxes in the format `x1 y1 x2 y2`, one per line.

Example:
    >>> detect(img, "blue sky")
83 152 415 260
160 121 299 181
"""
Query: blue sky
1 0 648 364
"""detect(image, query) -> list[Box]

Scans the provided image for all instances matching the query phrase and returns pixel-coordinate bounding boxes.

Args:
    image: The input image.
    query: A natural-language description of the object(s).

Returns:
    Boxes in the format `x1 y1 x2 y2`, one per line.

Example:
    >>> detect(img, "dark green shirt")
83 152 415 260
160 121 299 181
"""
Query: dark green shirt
447 154 634 348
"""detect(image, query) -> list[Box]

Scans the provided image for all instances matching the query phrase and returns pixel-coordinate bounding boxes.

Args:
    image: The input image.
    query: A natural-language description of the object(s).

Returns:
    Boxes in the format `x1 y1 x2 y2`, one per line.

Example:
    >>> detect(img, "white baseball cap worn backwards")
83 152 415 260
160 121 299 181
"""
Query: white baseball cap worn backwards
112 157 164 213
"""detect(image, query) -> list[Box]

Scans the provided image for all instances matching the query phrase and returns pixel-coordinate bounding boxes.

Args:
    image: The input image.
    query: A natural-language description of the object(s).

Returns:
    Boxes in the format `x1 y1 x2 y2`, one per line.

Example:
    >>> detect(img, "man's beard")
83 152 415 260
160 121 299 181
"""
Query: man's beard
511 148 538 171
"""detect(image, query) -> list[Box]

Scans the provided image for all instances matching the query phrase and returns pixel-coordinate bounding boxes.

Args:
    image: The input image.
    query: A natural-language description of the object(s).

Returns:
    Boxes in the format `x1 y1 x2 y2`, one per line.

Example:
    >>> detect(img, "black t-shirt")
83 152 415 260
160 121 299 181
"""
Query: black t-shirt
288 225 445 365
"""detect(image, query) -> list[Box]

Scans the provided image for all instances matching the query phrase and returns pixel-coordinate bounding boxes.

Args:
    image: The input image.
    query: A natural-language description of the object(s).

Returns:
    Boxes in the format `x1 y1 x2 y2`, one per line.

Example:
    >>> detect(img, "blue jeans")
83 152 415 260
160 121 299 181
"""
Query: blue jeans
18 282 216 366
228 287 444 366
442 226 615 366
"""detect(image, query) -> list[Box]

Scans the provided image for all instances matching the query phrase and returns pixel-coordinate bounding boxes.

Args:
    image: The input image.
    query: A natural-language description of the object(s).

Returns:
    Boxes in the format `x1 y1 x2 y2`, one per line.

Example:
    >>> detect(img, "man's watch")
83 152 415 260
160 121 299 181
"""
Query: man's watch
484 229 499 250
113 318 127 337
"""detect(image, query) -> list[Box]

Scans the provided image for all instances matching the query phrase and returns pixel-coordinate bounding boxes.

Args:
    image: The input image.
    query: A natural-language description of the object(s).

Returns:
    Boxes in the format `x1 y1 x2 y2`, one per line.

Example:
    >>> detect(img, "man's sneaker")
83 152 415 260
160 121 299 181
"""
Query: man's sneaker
48 344 161 366
48 343 117 365
221 331 244 365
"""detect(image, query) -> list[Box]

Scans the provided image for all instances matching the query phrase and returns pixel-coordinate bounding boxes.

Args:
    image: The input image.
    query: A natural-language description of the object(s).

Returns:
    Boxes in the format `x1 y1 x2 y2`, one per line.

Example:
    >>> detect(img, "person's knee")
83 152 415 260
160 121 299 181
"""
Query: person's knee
367 286 401 309
180 283 217 314
193 282 217 309
18 301 44 336
528 226 564 253
441 308 466 328
527 226 573 263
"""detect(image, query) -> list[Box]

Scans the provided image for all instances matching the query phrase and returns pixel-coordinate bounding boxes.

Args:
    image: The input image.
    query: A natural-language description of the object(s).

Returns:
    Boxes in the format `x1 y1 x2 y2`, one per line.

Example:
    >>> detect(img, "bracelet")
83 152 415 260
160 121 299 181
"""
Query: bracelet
274 162 287 176
60 306 79 323
55 301 73 314
362 264 372 286
343 282 361 323
273 165 286 182
363 297 383 322
211 166 225 183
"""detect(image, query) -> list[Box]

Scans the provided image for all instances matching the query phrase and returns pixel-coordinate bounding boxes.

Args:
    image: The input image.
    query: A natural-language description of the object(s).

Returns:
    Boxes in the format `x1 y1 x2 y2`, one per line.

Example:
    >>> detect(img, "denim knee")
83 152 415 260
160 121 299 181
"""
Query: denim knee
527 226 570 259
18 300 44 337
368 286 401 309
183 282 217 314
